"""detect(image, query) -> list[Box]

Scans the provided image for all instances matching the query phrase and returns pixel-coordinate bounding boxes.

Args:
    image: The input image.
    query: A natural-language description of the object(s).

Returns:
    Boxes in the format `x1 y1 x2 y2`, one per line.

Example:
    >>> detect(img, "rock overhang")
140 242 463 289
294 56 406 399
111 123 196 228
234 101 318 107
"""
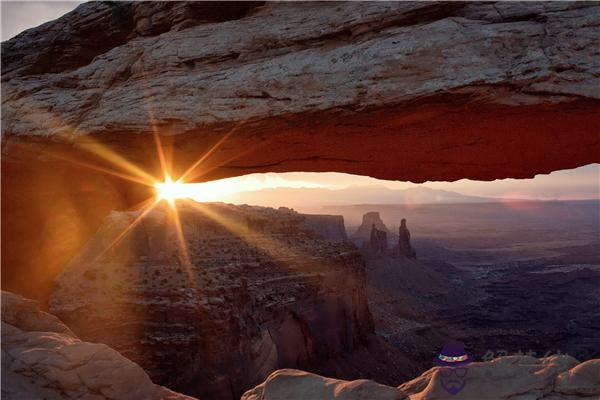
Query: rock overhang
1 1 600 303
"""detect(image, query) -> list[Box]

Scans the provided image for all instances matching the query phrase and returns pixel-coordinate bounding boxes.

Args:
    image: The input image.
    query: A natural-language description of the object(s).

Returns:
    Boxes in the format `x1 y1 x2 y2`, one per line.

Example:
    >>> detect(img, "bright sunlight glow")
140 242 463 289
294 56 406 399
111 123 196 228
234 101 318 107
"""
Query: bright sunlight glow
155 176 192 204
153 173 331 203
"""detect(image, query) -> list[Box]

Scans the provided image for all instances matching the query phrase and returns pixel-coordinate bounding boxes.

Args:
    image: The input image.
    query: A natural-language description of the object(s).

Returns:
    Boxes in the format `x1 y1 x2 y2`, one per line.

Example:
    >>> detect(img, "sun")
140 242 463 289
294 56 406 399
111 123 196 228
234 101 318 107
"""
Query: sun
155 176 190 204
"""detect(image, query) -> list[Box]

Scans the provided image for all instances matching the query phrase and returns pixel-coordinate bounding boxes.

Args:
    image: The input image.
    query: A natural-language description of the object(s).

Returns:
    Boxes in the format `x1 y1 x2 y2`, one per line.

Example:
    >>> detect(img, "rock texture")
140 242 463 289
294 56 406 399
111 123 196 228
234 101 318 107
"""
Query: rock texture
1 291 193 400
355 213 416 259
2 2 599 182
4 288 599 400
2 1 600 304
48 202 407 400
242 369 405 400
243 356 600 400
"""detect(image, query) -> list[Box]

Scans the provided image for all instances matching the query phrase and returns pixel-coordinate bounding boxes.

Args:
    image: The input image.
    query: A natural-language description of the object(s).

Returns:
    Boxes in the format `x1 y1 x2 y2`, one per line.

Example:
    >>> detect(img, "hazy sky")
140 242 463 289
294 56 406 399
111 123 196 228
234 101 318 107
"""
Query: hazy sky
1 1 82 41
187 164 599 203
2 2 598 202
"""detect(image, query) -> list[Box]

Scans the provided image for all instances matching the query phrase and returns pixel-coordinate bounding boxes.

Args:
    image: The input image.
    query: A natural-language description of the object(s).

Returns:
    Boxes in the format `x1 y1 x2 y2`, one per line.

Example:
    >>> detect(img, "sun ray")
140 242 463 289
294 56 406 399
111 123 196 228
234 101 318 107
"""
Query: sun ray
153 129 171 181
181 200 310 270
4 97 158 188
167 201 198 287
184 136 269 184
91 197 160 264
75 139 157 184
18 143 155 187
178 123 242 183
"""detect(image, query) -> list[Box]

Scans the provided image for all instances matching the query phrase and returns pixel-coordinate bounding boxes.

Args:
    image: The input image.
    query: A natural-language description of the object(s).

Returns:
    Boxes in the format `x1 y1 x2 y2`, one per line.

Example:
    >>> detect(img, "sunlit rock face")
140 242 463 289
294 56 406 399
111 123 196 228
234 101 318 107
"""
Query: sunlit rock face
2 2 599 179
2 1 600 304
48 202 404 400
1 291 193 400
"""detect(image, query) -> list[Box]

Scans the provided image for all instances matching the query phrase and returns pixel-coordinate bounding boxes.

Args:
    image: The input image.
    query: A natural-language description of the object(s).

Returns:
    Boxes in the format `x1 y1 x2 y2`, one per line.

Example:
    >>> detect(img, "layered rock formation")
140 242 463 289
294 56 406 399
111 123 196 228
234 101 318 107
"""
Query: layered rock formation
2 2 599 181
298 213 348 243
351 212 393 247
243 356 600 400
7 288 598 400
48 202 406 400
395 219 416 259
1 291 193 400
2 1 599 303
356 214 417 260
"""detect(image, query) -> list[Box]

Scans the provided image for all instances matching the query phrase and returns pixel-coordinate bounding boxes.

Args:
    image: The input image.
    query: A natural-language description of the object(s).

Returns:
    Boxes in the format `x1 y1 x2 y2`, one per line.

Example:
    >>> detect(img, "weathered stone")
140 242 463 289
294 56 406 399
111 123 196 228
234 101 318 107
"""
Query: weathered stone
396 219 416 259
554 359 600 397
1 291 194 400
241 369 406 400
2 1 599 313
2 1 599 182
243 356 600 400
352 212 392 247
49 202 406 400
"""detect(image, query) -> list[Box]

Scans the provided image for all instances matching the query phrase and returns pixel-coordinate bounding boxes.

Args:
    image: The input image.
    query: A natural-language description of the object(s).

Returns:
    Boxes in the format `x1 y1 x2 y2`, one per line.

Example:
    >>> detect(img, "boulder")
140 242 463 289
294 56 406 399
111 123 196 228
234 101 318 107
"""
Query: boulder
554 359 600 397
243 356 600 400
1 291 195 400
241 369 406 400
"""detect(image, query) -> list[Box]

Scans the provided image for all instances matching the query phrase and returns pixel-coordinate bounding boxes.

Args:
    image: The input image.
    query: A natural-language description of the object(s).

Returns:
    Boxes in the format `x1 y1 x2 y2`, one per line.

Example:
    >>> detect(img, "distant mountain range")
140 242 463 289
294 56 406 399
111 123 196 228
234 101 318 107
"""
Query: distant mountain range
226 185 496 207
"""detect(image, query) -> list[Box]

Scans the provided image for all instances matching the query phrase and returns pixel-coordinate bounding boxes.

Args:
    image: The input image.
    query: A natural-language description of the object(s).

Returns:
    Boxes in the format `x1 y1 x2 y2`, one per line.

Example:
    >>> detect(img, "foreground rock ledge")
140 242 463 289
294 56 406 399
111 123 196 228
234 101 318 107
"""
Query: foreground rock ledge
1 291 194 400
244 359 600 400
3 290 599 400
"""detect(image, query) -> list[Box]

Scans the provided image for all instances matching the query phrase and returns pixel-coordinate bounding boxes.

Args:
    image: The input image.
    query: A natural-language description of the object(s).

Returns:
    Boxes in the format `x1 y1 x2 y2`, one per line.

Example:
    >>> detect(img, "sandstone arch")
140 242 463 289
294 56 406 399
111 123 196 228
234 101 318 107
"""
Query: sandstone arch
2 1 599 303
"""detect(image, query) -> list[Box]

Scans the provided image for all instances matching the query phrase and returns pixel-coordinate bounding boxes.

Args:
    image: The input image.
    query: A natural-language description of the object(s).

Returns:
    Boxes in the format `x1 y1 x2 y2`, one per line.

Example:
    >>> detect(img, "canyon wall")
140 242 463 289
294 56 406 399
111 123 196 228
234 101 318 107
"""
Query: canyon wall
48 203 401 400
298 214 348 242
5 289 598 400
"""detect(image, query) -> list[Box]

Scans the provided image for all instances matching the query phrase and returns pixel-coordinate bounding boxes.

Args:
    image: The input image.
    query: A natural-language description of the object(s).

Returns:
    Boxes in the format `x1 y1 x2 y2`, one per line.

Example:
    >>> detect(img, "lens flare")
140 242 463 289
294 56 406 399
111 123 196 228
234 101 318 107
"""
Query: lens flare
155 176 190 204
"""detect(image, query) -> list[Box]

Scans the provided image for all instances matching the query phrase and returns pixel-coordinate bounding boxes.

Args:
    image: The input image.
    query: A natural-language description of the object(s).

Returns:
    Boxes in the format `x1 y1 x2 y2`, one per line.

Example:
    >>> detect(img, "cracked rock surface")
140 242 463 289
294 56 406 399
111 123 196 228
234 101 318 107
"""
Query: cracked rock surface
1 291 194 400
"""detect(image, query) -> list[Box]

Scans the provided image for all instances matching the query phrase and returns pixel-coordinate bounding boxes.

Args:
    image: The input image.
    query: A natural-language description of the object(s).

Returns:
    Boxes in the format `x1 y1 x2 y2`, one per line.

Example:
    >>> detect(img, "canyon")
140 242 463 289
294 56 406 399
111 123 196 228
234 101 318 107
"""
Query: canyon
48 202 408 399
2 2 600 399
342 203 600 376
4 289 599 400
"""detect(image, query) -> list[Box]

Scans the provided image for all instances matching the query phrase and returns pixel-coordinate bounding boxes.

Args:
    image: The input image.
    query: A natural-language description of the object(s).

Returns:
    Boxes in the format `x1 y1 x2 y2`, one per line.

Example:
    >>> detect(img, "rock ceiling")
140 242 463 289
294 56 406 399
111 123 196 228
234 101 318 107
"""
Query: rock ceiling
1 1 599 302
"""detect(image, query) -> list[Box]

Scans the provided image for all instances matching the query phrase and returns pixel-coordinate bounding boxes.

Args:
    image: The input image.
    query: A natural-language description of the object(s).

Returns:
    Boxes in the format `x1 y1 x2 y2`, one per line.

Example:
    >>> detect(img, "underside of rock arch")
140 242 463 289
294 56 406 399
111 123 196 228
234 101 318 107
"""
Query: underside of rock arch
1 1 599 303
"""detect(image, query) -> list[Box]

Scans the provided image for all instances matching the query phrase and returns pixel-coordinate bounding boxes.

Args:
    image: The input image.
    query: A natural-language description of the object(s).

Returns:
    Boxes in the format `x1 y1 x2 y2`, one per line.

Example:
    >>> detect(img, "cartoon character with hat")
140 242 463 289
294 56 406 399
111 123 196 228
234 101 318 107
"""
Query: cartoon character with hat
434 342 472 395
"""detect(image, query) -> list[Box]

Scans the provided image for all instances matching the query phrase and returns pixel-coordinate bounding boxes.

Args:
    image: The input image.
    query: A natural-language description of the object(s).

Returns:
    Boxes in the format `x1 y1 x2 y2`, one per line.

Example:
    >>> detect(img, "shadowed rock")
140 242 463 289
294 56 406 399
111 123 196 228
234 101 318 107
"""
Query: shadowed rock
243 356 600 400
48 203 409 400
396 219 416 259
352 212 392 247
362 224 389 258
1 291 194 400
2 0 599 318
